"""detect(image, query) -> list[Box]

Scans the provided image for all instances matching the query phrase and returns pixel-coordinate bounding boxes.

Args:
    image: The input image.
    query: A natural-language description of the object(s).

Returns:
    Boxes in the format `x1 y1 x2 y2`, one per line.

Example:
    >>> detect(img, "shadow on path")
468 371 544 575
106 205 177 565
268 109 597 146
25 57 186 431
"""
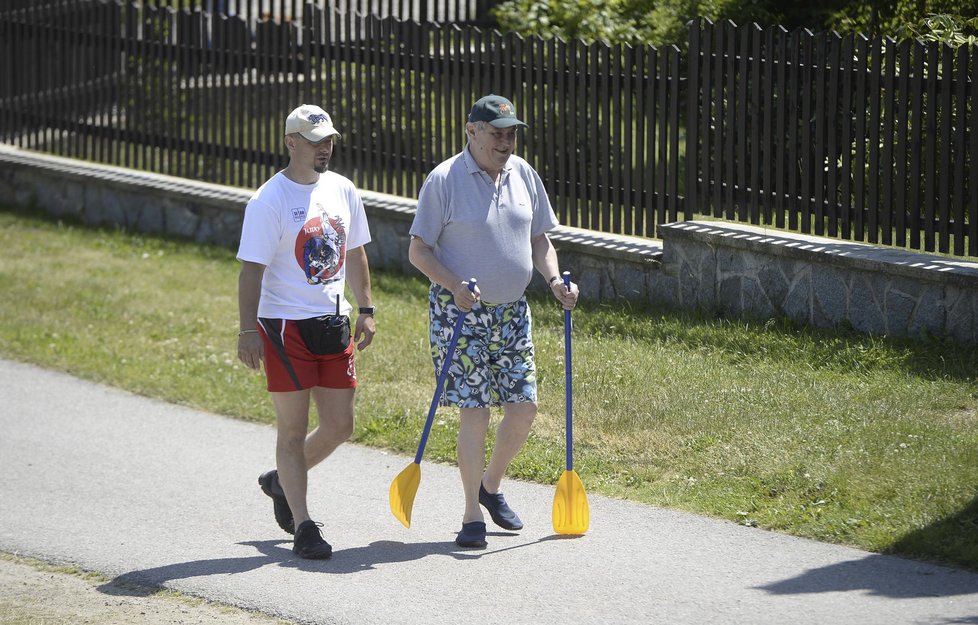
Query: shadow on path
97 532 573 595
758 493 978 613
756 553 978 600
887 494 978 579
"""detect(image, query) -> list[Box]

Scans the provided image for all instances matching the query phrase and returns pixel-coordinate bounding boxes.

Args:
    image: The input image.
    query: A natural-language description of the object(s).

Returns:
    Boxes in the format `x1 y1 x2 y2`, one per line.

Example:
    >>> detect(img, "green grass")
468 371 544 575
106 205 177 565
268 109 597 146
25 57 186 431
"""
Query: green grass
2 208 978 571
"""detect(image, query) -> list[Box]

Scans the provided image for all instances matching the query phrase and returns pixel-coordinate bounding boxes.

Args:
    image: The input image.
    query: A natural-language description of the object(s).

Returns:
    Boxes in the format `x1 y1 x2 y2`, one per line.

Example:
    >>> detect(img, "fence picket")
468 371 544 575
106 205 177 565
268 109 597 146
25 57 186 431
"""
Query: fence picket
953 44 968 256
893 40 910 248
921 44 937 251
938 44 953 253
909 42 925 251
971 46 978 256
879 37 897 245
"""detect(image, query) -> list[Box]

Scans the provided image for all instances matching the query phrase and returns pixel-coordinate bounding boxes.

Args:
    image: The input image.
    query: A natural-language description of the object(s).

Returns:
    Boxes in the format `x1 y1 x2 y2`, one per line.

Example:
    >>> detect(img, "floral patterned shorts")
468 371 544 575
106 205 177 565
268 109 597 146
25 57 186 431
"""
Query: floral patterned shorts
428 284 537 408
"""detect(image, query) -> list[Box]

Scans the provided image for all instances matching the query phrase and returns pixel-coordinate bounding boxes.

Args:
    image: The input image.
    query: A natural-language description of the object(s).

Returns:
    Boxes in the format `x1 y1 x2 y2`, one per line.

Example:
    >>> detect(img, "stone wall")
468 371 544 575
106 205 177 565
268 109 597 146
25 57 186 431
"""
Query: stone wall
3 144 977 344
0 145 663 300
655 222 978 344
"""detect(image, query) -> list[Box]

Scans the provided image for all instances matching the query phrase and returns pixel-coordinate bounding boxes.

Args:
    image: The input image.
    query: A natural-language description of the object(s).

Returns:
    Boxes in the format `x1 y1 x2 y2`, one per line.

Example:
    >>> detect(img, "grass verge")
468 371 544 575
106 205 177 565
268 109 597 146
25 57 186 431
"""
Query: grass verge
2 208 977 570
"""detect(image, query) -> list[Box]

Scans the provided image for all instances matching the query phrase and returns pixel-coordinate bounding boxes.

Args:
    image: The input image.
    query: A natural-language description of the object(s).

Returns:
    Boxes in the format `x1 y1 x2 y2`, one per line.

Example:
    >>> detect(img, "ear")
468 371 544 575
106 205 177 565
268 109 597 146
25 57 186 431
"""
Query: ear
465 123 476 139
284 135 295 151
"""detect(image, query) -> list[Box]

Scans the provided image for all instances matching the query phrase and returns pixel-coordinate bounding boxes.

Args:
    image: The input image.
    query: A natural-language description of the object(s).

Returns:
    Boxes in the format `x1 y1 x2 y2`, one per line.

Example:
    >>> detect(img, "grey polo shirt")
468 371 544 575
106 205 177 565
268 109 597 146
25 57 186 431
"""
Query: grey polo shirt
411 146 559 304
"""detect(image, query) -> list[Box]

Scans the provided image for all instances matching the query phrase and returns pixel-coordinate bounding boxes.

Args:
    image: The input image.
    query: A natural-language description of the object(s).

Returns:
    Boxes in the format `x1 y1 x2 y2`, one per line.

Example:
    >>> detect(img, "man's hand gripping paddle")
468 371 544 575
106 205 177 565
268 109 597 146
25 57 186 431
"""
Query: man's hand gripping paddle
389 279 477 528
552 271 590 534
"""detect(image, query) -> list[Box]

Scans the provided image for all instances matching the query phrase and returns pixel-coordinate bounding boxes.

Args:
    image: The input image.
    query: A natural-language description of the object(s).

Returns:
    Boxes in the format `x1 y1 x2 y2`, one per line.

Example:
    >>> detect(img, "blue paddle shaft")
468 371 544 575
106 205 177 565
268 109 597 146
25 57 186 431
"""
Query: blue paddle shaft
414 279 476 464
563 272 573 471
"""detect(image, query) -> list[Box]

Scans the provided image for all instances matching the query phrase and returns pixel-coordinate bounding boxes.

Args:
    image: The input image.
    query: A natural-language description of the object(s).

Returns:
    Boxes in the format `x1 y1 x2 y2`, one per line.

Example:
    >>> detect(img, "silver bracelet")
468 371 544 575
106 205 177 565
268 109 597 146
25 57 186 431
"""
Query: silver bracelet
238 329 259 336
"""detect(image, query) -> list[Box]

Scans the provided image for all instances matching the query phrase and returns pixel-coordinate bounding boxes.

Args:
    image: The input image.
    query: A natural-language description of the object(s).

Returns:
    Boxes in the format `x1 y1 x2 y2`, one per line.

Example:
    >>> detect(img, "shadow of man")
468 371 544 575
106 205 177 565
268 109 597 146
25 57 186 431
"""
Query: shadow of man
756 493 978 614
96 533 570 595
97 537 454 595
887 492 978 576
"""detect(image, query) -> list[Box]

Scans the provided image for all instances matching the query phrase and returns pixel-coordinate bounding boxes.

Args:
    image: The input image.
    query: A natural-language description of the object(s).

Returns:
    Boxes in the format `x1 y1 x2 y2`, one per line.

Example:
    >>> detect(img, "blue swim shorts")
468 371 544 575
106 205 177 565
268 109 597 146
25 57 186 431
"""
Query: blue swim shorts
428 284 537 408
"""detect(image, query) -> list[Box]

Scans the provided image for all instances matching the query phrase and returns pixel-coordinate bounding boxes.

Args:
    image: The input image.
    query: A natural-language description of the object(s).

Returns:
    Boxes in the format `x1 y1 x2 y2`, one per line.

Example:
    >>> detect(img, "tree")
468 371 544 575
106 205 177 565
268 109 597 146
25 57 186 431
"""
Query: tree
491 0 978 46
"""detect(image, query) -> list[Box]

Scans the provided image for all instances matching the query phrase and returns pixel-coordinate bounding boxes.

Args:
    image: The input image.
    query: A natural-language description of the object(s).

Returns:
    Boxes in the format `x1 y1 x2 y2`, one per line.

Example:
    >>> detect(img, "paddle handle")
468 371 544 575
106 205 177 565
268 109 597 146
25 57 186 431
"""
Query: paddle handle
414 279 477 464
563 271 574 472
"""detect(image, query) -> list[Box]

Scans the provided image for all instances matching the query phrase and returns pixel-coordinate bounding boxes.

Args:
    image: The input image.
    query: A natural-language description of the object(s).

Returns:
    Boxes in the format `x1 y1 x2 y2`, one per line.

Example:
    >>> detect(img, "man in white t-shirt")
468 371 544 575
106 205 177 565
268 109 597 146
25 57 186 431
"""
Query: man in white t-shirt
409 95 579 549
237 104 376 559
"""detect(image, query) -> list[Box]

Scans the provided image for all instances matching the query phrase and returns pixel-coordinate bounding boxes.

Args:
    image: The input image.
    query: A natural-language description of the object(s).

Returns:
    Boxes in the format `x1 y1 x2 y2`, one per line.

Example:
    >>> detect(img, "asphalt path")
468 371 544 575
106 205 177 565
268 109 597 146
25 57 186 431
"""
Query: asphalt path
2 358 978 625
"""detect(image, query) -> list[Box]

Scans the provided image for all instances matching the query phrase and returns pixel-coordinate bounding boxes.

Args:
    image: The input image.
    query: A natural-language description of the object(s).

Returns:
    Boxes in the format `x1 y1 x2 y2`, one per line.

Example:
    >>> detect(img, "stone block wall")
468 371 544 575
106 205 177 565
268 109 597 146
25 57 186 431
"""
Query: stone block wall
657 222 978 344
3 144 977 344
0 145 663 303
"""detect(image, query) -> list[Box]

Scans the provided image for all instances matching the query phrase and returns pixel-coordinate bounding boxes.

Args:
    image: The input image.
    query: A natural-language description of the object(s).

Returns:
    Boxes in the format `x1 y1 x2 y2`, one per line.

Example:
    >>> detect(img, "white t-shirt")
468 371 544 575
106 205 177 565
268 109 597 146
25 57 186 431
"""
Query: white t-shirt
237 170 371 319
410 147 559 304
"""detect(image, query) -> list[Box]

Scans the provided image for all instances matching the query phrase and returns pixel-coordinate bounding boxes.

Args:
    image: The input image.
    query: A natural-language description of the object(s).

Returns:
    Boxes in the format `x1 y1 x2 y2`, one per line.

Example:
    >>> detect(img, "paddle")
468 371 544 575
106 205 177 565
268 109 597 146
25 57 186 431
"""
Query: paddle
552 271 590 534
390 279 477 528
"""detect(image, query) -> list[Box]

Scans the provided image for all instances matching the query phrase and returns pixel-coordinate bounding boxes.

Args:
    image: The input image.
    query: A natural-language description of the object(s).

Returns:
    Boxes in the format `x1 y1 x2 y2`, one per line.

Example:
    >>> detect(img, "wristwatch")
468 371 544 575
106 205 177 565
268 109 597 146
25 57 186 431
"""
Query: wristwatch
358 306 376 316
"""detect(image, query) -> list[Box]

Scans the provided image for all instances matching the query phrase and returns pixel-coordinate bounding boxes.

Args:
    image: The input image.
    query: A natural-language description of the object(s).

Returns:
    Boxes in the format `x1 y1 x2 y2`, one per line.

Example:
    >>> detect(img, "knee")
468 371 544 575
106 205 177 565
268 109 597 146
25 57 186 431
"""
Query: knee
459 408 492 430
324 414 354 442
277 430 307 453
335 418 354 442
506 402 537 424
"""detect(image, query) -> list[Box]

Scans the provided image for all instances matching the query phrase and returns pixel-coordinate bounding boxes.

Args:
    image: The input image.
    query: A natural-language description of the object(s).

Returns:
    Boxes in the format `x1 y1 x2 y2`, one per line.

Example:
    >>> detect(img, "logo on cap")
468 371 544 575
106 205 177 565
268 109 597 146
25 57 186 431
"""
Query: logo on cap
308 113 329 125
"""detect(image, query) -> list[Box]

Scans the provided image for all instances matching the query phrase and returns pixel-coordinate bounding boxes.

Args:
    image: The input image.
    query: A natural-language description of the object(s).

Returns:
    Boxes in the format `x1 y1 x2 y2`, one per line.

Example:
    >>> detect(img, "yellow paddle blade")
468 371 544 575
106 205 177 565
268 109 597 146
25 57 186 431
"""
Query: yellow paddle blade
389 463 421 528
552 469 590 535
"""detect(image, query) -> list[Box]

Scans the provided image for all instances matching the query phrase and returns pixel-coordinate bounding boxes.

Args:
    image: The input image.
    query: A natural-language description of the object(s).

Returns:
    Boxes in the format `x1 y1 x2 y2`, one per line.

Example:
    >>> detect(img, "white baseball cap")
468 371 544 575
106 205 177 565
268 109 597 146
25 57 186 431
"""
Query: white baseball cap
284 104 342 142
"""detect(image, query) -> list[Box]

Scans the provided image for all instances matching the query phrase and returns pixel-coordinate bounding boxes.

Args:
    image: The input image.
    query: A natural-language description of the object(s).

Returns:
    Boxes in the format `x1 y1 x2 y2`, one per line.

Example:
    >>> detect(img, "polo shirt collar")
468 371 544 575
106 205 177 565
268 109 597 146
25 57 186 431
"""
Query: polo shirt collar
463 144 512 180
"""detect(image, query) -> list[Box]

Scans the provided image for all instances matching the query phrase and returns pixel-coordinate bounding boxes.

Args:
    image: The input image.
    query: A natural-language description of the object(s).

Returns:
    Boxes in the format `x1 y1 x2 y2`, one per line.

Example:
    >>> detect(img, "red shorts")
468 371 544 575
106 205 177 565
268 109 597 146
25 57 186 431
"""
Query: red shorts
258 318 357 392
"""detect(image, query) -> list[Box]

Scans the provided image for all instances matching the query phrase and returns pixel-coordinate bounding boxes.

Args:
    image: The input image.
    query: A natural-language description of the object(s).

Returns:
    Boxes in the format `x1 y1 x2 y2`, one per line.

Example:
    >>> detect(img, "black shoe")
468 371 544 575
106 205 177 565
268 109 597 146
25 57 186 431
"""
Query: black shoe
455 521 487 549
292 520 333 559
258 469 294 535
479 483 524 530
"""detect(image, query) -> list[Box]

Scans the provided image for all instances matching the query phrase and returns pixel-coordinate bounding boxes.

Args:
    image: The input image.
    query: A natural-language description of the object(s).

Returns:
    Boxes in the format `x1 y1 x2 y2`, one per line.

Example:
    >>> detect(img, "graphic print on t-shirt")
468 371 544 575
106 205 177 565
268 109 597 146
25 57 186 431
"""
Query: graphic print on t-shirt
295 207 347 285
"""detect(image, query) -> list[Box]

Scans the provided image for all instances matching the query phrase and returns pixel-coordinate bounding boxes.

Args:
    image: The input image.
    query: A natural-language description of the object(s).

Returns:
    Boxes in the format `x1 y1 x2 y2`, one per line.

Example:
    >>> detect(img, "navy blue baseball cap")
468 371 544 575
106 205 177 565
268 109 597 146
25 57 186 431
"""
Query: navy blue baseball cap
468 94 528 128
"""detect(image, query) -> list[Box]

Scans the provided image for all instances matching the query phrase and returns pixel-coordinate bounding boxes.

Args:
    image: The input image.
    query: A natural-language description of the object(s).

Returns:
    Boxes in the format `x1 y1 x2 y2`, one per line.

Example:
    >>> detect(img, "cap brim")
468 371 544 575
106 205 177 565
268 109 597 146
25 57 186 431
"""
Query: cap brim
299 126 342 142
489 118 527 129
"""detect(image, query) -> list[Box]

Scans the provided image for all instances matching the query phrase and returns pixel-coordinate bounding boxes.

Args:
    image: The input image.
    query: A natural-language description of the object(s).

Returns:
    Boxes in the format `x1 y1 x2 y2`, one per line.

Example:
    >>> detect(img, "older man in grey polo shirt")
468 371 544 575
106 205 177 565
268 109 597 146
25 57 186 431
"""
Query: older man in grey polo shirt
408 94 580 549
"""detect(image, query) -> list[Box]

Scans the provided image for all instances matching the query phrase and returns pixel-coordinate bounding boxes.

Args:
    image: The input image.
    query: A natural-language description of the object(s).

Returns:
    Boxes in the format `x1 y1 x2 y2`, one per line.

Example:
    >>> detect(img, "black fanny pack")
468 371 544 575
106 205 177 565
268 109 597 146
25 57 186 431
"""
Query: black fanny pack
294 295 351 355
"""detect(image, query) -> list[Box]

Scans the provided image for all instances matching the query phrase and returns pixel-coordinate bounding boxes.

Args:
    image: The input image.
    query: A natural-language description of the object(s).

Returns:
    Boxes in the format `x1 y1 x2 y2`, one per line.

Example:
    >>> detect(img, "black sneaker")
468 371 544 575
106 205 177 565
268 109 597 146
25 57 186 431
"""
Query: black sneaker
292 520 333 559
479 483 524 530
258 469 295 535
455 521 487 549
